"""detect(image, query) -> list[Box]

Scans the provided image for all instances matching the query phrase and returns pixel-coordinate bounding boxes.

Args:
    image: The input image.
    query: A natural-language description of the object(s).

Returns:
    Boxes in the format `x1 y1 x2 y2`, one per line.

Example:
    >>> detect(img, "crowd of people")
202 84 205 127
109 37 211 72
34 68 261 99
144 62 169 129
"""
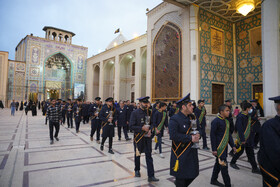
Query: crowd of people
5 94 279 187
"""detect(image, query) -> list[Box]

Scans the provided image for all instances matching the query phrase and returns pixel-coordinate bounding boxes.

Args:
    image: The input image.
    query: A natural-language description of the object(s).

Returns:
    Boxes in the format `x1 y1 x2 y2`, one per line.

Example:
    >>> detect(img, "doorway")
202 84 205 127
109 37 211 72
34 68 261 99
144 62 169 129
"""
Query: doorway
47 89 59 100
212 84 224 114
253 84 263 109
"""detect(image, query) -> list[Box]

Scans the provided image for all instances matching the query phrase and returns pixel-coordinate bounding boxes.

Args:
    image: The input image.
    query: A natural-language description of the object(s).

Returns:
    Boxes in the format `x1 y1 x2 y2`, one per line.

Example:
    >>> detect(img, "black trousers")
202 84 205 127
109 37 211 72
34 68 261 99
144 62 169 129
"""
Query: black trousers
101 137 113 149
211 157 231 187
67 116 73 128
117 125 128 139
254 132 260 147
49 121 60 140
45 116 48 124
62 113 66 124
230 144 258 169
200 124 207 148
75 116 81 131
134 138 155 178
175 178 195 187
90 119 101 140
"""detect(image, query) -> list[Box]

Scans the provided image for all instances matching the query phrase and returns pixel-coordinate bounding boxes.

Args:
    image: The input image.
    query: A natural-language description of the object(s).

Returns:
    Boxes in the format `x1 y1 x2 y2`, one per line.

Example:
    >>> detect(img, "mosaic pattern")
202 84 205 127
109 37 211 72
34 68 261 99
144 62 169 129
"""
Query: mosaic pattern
199 9 234 104
236 14 262 103
29 67 40 77
15 63 25 72
77 56 83 70
31 47 40 64
153 22 182 100
14 71 25 100
29 80 38 93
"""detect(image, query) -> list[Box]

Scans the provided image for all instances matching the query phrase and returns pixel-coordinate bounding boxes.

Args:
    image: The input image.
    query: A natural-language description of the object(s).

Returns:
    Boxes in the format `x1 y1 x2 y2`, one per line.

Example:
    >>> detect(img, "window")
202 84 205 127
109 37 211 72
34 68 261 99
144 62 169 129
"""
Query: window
132 62 135 76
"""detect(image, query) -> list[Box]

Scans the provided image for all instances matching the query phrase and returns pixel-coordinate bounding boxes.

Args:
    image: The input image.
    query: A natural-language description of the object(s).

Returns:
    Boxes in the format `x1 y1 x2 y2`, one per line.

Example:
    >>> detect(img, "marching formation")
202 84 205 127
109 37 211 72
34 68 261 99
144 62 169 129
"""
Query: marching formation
22 93 279 187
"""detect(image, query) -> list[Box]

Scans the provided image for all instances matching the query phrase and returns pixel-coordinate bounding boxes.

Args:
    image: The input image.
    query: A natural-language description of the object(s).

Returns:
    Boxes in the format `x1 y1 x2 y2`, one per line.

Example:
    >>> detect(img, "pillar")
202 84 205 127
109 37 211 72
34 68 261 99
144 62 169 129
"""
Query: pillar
99 61 104 101
262 0 280 117
114 56 120 101
135 48 141 99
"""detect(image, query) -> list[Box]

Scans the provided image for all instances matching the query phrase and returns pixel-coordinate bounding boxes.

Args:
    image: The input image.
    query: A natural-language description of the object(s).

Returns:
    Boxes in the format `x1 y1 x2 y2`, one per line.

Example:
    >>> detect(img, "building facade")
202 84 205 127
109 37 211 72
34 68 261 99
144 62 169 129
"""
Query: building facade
86 0 280 117
2 27 88 104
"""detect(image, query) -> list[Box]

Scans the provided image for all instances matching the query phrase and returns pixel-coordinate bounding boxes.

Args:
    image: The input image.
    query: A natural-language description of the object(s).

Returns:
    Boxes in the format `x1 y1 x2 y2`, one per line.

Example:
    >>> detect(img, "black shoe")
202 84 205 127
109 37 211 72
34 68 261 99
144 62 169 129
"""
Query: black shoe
203 147 210 150
71 126 73 128
252 168 261 174
50 140 54 145
55 137 59 141
210 180 225 187
135 170 141 177
108 149 114 154
118 138 121 141
161 142 165 144
100 145 104 151
126 137 131 141
229 151 234 157
148 176 159 182
230 163 240 170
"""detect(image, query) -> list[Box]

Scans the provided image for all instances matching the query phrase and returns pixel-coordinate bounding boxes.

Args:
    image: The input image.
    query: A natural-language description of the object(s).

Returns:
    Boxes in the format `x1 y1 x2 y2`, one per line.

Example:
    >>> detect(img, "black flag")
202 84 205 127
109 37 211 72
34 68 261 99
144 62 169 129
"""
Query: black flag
114 28 120 34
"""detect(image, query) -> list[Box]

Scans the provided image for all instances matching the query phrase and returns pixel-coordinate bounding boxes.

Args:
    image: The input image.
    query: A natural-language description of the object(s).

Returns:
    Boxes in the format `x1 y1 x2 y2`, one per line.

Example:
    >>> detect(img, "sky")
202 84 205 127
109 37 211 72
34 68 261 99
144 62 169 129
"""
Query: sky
0 0 162 59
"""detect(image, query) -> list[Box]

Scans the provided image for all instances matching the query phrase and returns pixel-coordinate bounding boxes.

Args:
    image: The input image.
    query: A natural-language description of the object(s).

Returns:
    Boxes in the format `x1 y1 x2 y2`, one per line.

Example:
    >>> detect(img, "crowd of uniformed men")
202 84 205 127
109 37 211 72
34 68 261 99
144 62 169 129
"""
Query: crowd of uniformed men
41 93 279 187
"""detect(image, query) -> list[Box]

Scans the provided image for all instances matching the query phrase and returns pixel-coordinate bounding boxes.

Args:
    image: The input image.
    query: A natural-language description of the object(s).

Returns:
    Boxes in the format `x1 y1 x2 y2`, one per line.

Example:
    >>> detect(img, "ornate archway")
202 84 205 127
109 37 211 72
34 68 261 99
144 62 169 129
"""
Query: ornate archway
93 65 100 99
43 53 72 100
152 22 182 101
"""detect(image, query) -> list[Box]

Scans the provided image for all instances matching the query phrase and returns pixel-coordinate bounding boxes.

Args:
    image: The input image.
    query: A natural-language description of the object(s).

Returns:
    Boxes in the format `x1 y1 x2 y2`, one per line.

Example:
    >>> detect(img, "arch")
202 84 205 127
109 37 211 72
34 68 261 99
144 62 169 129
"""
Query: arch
93 65 100 99
43 52 74 100
152 22 182 101
52 32 57 40
103 60 115 99
65 35 69 43
119 54 135 101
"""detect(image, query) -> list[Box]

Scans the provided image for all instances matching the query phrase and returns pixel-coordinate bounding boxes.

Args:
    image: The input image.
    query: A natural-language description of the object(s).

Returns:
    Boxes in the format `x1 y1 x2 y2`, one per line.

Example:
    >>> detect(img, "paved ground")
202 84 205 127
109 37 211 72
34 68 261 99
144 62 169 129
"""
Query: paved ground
0 108 262 187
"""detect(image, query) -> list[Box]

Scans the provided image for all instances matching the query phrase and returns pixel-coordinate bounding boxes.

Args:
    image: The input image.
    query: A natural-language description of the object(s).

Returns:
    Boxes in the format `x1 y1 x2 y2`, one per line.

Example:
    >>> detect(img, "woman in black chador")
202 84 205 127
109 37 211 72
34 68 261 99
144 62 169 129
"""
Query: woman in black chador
20 101 24 111
31 101 37 116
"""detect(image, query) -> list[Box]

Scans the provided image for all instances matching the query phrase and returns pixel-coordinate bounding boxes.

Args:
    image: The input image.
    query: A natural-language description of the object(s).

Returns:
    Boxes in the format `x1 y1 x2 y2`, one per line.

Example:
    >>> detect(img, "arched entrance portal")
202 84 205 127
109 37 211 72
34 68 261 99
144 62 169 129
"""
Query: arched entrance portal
93 65 100 99
44 53 72 100
119 54 135 101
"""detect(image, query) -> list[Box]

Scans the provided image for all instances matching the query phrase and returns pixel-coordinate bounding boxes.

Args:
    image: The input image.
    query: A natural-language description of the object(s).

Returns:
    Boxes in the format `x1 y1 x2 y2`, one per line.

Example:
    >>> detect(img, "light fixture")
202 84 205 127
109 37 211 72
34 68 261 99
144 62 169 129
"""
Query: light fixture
113 42 117 47
236 0 255 16
133 33 139 38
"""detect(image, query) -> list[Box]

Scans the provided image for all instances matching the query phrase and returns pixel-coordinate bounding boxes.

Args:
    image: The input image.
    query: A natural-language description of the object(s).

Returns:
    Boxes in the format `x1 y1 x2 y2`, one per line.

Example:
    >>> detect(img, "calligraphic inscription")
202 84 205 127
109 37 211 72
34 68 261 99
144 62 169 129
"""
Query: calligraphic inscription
211 27 225 56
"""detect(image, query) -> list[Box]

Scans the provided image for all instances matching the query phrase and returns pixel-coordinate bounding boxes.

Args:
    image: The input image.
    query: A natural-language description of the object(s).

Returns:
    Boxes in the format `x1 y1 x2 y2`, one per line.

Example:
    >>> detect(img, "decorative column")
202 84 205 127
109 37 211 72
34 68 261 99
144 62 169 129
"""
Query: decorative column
114 56 120 101
262 0 280 117
99 61 104 101
135 48 141 99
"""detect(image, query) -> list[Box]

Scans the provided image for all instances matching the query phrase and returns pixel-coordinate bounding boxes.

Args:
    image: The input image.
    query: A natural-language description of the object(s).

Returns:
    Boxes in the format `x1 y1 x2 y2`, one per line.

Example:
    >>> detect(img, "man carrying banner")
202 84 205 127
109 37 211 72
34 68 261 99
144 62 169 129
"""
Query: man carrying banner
210 104 236 187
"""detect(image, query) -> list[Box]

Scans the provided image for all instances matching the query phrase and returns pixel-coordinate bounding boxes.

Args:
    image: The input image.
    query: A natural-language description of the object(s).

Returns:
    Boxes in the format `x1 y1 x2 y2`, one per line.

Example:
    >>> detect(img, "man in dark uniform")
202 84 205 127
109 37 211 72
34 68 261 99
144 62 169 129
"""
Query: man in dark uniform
73 99 83 133
258 96 280 187
225 99 234 134
250 99 262 149
169 101 179 118
66 99 73 128
116 100 131 141
230 101 261 174
99 97 117 154
89 97 102 144
152 102 168 158
210 104 236 187
194 99 209 150
82 101 88 124
61 100 67 125
129 96 159 182
169 93 200 187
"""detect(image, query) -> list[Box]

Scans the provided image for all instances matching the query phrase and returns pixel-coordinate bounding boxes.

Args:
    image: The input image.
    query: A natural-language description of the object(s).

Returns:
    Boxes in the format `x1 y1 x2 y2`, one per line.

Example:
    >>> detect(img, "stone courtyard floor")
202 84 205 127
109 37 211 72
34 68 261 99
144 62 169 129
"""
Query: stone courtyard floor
0 108 262 187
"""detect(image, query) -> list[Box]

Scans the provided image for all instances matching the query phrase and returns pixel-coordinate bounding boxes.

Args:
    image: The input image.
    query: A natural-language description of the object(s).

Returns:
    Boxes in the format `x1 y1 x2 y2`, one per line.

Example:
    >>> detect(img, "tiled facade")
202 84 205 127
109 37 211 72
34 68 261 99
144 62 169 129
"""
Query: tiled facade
199 9 234 104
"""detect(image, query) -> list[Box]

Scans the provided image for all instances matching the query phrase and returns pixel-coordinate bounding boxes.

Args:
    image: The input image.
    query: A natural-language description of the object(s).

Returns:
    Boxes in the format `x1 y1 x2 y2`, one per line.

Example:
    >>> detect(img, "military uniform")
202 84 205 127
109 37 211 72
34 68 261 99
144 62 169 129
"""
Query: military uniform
73 102 83 133
152 109 168 154
230 112 259 172
66 102 73 128
250 100 262 148
169 94 199 187
99 97 116 154
129 96 158 182
210 115 235 187
258 96 280 187
116 106 130 140
89 97 102 142
194 102 208 149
